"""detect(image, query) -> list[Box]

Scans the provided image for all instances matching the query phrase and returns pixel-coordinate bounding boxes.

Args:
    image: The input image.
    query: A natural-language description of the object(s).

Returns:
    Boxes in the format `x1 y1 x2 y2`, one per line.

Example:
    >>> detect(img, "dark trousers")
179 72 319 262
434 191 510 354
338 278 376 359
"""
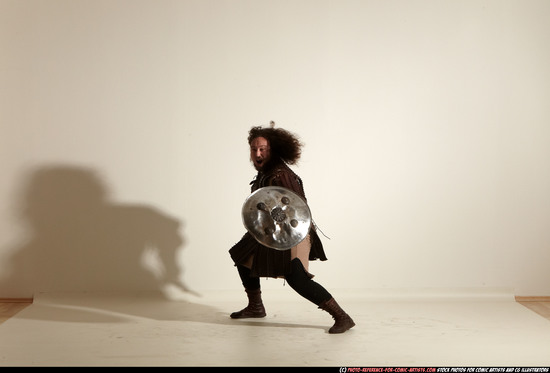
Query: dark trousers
236 258 332 306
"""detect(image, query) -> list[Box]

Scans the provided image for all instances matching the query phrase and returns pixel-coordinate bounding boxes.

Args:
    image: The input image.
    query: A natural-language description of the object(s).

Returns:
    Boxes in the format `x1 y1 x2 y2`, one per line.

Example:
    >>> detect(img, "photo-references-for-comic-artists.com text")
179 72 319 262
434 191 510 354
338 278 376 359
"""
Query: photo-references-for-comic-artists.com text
339 368 549 373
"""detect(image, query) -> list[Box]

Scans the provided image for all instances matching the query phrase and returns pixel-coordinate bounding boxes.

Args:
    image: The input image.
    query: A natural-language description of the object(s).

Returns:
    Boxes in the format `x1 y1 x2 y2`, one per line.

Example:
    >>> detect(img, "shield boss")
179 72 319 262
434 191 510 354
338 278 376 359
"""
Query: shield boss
242 186 312 250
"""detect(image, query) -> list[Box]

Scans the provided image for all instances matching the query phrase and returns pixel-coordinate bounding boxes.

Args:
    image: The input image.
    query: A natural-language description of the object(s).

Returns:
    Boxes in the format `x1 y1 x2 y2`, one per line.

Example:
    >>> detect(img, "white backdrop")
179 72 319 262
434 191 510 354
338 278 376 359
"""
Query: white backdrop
1 0 549 298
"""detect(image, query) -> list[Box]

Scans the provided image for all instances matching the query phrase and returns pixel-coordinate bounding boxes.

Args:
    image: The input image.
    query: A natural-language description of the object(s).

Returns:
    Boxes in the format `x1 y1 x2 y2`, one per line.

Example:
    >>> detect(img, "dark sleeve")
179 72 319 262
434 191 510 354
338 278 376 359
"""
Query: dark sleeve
268 168 306 200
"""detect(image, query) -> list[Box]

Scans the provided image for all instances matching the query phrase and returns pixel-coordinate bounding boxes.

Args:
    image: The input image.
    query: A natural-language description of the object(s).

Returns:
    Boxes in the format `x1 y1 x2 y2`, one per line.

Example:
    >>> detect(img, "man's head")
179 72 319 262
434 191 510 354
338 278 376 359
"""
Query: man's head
248 125 303 171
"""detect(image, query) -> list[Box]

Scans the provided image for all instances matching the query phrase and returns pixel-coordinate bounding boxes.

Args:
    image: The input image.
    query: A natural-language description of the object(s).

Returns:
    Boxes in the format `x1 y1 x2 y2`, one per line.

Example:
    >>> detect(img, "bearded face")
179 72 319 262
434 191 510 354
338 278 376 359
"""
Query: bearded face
249 137 271 171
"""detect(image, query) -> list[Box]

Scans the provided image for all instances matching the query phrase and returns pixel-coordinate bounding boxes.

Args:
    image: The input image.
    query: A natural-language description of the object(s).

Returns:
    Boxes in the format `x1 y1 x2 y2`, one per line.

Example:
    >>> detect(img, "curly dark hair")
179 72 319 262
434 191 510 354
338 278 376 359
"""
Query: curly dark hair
248 125 303 165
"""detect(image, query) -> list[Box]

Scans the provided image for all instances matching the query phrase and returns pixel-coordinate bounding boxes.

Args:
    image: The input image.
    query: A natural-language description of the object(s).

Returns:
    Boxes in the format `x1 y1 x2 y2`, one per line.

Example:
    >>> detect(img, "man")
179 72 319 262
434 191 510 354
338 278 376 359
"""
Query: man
229 124 355 334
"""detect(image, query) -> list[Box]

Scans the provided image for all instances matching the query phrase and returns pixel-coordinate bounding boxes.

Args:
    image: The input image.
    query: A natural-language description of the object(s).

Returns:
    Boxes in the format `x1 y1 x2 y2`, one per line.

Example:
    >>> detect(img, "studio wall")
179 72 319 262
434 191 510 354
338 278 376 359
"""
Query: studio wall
1 0 549 298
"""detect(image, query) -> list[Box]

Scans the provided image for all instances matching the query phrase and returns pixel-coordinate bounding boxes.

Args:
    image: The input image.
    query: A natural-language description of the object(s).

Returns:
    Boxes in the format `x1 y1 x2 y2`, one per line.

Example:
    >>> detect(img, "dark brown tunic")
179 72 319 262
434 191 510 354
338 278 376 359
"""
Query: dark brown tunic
229 162 327 278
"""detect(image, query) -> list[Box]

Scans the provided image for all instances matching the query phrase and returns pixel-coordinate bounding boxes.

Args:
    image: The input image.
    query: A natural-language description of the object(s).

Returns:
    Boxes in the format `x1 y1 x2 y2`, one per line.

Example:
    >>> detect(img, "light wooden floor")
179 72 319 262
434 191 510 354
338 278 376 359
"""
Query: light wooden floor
1 298 550 325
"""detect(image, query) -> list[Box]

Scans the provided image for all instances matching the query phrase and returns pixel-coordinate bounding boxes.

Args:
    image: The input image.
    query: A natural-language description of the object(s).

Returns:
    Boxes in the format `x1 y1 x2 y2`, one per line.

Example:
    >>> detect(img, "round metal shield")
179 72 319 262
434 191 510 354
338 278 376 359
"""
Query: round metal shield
242 186 312 250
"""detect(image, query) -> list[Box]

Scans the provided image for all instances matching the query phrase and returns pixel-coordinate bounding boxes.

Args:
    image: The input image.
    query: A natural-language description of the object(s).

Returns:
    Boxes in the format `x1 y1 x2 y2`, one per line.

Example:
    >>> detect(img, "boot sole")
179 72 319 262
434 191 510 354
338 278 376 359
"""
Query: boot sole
230 314 267 319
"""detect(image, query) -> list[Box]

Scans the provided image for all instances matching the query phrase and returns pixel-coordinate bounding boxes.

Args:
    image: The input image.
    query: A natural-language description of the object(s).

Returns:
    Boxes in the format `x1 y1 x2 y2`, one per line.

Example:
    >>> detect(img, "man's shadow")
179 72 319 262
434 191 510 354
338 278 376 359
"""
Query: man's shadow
1 165 325 330
1 165 198 306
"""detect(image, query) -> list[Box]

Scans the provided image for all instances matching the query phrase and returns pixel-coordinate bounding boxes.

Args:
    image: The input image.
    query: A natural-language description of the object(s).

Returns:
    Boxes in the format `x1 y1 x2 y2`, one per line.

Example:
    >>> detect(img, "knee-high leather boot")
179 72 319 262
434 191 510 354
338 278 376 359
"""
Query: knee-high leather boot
319 297 355 333
230 288 266 319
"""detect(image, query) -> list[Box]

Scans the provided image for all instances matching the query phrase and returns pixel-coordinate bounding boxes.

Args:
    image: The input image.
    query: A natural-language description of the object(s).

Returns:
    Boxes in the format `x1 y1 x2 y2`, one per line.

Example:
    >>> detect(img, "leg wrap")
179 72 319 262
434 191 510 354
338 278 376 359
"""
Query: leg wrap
285 258 332 306
237 264 260 290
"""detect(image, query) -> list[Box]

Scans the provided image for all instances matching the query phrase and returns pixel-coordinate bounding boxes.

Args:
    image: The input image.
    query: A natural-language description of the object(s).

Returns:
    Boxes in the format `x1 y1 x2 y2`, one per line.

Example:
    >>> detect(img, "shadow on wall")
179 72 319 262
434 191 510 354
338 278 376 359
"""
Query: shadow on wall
1 165 196 298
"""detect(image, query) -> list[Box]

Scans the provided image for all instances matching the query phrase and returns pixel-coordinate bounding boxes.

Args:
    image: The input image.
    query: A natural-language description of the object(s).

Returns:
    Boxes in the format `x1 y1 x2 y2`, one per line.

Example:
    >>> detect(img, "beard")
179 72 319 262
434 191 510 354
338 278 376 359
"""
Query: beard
252 156 277 172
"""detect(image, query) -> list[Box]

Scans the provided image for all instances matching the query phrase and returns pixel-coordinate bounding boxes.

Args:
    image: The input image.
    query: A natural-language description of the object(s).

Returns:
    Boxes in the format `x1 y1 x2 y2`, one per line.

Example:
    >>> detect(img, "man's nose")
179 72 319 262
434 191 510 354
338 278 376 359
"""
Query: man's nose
255 150 262 158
